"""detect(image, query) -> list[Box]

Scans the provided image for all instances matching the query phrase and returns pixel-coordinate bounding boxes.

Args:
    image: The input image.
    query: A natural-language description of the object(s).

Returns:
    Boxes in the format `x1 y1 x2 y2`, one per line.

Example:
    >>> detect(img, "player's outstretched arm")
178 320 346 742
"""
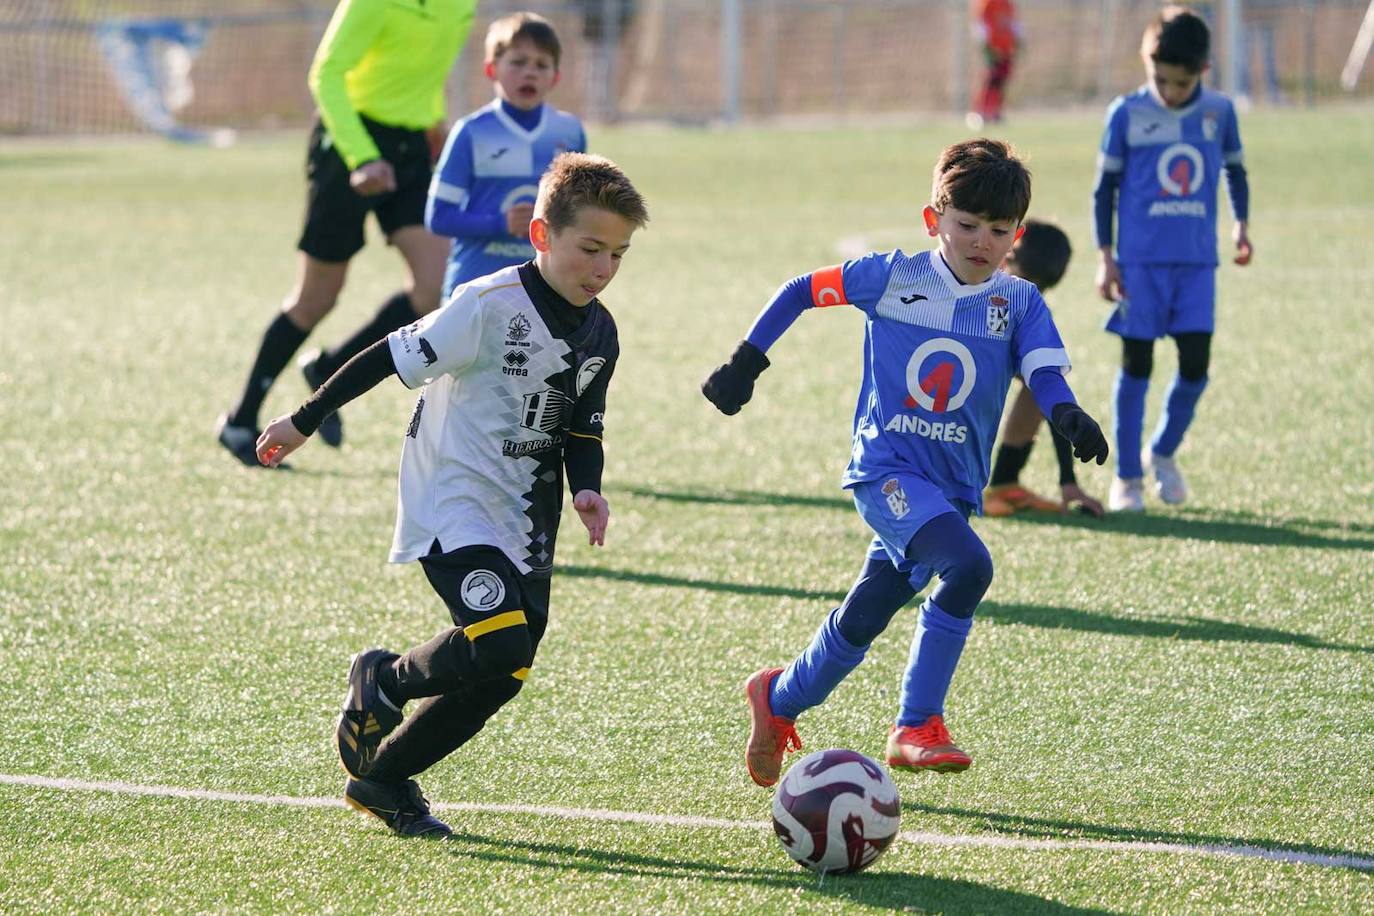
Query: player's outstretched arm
572 489 609 546
702 273 820 415
258 339 400 466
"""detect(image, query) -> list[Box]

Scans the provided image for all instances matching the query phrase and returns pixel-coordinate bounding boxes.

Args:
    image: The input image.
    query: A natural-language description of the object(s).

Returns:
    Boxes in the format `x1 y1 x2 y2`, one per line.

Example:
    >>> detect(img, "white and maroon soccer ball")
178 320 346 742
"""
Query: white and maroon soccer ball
771 748 901 874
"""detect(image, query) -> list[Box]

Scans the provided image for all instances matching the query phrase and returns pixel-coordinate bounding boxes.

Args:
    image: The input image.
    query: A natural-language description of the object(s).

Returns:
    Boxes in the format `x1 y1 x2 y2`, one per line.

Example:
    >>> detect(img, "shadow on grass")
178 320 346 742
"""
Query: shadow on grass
560 566 1373 654
902 801 1374 872
442 831 1114 914
621 486 1374 552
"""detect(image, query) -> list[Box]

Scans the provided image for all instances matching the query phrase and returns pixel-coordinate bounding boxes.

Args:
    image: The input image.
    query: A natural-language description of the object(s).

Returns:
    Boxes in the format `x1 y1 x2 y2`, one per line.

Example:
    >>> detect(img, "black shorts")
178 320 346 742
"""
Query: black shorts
418 544 550 659
297 115 432 263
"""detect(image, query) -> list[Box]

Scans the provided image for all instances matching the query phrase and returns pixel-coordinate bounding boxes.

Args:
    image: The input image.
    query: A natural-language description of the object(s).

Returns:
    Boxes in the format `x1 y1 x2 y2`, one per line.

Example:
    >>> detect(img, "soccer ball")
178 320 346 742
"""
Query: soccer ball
771 748 901 874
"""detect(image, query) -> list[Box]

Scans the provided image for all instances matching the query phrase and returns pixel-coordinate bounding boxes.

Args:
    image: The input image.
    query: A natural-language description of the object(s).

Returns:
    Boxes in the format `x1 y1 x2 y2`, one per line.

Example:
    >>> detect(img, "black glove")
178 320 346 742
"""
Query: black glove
702 341 770 415
1051 403 1110 465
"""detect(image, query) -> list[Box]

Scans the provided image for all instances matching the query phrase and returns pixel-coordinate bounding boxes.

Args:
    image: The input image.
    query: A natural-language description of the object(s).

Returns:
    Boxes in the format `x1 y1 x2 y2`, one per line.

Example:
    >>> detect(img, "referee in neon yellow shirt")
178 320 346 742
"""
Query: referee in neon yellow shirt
218 0 477 465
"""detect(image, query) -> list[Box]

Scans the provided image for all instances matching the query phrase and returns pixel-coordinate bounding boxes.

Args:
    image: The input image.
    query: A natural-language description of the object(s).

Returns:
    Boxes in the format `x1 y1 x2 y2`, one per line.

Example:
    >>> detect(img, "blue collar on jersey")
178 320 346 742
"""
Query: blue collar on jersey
499 99 544 132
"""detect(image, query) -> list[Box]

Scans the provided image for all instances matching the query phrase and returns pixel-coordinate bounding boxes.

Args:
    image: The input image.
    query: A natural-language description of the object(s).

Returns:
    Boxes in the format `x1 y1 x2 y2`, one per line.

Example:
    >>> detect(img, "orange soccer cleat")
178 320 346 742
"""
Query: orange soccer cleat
743 667 802 787
982 483 1063 517
885 715 972 774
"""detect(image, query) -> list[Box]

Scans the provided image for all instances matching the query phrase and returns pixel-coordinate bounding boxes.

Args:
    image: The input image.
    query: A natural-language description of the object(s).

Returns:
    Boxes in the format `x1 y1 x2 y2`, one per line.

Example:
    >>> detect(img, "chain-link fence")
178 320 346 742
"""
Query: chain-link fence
2 0 1370 137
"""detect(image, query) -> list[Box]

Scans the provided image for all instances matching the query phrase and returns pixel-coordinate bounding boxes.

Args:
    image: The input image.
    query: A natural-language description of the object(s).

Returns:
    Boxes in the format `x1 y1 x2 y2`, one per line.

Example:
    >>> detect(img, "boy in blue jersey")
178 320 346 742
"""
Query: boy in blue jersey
702 139 1109 787
428 12 587 299
1093 6 1252 512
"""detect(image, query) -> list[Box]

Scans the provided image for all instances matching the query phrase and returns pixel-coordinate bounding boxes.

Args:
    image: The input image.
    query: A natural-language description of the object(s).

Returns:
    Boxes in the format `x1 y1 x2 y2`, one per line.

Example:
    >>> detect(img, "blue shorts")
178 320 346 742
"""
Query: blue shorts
850 473 970 592
1105 264 1215 340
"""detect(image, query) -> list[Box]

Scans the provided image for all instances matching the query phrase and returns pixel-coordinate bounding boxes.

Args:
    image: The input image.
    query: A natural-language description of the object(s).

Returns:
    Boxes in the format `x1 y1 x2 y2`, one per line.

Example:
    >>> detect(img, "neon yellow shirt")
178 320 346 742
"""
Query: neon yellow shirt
308 0 477 169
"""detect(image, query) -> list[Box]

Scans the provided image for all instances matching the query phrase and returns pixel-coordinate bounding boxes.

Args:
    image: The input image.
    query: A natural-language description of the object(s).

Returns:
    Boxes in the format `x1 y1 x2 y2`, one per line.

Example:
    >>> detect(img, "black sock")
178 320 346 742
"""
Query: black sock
228 312 309 429
316 291 417 378
989 440 1034 487
369 678 522 782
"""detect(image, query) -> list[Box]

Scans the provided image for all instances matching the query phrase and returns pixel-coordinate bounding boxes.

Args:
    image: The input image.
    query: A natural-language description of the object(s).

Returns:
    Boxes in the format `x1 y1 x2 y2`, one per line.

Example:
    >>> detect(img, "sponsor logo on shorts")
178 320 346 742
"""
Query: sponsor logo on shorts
461 570 506 612
883 478 911 519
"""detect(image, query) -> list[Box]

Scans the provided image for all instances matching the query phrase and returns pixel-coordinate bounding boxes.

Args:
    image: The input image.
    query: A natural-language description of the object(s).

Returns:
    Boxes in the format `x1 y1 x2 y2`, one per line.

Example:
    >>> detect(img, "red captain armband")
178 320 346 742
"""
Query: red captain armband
809 265 848 308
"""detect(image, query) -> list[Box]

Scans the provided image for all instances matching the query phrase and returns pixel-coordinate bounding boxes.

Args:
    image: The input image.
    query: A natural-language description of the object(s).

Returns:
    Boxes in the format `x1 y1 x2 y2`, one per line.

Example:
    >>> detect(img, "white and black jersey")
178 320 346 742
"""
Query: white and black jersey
386 263 617 576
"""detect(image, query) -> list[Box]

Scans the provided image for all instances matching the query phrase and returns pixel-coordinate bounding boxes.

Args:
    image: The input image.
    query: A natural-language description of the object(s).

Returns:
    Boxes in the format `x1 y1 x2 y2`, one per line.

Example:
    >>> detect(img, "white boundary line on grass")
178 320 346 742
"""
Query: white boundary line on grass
3 772 1371 872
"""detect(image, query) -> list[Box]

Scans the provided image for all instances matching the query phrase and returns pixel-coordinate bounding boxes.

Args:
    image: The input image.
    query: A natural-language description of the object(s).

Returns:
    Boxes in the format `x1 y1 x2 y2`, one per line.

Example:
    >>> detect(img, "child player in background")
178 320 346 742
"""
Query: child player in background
971 0 1020 126
985 220 1105 518
702 139 1108 787
1093 6 1252 512
428 12 586 300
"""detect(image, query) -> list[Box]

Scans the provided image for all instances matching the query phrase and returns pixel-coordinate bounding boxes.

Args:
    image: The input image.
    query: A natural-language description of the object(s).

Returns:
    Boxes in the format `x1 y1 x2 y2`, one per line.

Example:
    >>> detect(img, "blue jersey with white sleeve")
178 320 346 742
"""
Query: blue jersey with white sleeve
428 100 585 295
756 250 1072 512
1094 86 1246 266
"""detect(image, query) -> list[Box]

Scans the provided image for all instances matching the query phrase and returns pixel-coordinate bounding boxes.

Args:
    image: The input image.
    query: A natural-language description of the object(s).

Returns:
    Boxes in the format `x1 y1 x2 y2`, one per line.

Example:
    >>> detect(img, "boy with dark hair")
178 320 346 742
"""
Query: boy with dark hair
1094 5 1252 511
296 12 586 448
702 139 1107 787
216 0 476 464
984 220 1105 517
256 152 648 836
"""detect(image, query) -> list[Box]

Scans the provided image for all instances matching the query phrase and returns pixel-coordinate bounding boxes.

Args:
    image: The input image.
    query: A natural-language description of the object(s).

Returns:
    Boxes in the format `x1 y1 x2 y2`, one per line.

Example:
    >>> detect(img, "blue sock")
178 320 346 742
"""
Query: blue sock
897 600 973 726
769 609 868 720
1113 370 1149 478
1149 374 1208 457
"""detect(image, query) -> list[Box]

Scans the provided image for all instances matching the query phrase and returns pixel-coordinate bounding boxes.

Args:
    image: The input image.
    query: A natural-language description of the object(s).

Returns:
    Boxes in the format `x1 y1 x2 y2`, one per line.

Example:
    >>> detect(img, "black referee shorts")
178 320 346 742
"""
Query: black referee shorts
297 114 432 263
419 543 551 658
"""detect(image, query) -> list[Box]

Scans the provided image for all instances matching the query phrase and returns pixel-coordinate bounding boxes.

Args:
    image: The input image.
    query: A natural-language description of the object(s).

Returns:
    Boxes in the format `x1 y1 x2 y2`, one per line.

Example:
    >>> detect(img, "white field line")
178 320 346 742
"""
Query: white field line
2 772 1371 872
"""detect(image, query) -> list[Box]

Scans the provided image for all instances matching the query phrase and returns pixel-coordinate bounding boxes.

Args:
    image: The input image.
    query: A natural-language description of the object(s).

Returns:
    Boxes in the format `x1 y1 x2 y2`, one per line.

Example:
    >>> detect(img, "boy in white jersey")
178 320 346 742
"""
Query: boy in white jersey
703 140 1108 787
428 12 586 300
256 153 648 837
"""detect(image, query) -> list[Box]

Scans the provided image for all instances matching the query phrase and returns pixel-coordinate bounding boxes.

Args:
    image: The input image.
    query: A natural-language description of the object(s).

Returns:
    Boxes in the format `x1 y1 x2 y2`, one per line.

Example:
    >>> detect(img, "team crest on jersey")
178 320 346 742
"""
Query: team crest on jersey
506 313 532 344
882 478 910 519
460 570 506 612
576 357 606 395
986 296 1009 337
1202 113 1218 141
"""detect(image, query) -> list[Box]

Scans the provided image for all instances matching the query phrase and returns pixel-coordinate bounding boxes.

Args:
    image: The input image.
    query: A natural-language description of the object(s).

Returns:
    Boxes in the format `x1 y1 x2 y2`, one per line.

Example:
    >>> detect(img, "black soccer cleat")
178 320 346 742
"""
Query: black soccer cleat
336 648 403 779
344 777 451 838
215 413 265 468
298 349 344 448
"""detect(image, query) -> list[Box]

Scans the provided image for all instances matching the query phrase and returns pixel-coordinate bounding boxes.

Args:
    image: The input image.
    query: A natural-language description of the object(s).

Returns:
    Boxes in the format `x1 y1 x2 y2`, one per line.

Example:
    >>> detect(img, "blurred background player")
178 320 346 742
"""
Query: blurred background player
427 12 587 302
984 219 1105 518
254 153 648 837
970 0 1021 127
216 0 476 464
702 139 1108 788
1093 6 1252 511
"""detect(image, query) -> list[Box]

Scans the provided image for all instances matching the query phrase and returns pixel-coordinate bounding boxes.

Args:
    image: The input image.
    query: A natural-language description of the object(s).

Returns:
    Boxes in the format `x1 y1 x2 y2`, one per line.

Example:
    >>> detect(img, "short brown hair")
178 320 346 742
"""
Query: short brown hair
536 152 649 234
1141 6 1210 74
485 12 562 67
931 138 1031 224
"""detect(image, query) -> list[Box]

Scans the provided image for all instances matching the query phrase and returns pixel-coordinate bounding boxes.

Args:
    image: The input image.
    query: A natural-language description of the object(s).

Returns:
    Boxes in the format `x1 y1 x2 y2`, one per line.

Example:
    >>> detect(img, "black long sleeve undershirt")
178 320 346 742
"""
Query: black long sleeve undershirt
564 433 604 494
291 339 398 436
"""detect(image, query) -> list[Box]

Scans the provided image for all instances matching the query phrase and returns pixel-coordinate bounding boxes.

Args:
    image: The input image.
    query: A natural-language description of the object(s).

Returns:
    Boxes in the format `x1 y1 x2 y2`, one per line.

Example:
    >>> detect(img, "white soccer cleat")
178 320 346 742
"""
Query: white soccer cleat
1109 476 1145 512
1143 449 1189 505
